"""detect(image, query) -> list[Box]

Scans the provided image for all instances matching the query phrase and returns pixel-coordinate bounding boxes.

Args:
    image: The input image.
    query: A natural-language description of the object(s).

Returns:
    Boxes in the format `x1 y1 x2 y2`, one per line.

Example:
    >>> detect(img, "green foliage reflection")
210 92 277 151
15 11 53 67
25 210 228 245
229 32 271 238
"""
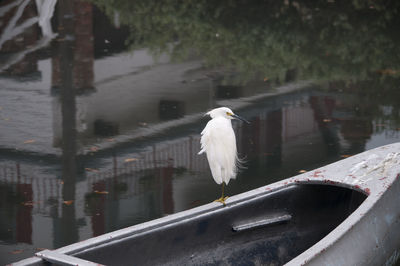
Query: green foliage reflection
90 0 400 81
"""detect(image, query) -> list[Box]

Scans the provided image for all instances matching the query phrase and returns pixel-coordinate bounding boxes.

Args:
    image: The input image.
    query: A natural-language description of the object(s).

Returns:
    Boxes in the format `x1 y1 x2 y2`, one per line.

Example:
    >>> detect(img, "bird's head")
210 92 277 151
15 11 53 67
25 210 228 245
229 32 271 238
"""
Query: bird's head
206 107 249 123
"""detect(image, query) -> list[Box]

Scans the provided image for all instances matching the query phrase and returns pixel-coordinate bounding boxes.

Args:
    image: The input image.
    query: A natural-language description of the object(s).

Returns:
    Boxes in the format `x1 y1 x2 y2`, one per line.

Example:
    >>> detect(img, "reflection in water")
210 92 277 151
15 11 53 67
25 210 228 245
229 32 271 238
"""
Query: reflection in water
159 100 185 121
0 0 57 72
1 87 400 263
56 0 79 249
16 181 32 244
92 0 400 81
0 0 400 264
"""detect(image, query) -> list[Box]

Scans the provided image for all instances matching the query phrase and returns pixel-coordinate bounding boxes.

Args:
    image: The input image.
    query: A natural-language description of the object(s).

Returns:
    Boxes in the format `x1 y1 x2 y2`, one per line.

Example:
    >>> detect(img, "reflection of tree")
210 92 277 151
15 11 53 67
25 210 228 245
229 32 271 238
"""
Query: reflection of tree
0 0 57 72
90 0 400 81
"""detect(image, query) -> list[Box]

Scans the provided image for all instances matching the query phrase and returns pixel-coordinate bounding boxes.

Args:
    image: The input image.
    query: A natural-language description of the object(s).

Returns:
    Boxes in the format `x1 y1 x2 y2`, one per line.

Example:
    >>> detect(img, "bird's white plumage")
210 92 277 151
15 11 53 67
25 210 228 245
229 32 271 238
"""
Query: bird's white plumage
198 107 240 185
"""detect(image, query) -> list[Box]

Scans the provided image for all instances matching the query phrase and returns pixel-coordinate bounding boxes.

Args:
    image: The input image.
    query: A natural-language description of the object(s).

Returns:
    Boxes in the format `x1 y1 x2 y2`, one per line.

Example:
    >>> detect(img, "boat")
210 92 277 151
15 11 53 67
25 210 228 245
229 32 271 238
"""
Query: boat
10 143 400 266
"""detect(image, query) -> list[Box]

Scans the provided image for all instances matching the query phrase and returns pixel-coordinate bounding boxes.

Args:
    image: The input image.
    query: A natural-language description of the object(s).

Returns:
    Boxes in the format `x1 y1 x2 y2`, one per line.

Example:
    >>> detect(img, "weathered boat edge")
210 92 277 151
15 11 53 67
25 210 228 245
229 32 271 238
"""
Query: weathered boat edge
287 174 400 265
9 143 400 266
284 143 400 265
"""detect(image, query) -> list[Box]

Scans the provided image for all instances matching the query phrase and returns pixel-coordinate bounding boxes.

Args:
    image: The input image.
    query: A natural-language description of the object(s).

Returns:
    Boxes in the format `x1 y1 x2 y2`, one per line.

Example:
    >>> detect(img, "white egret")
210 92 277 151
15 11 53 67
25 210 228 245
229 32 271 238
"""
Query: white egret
198 107 249 206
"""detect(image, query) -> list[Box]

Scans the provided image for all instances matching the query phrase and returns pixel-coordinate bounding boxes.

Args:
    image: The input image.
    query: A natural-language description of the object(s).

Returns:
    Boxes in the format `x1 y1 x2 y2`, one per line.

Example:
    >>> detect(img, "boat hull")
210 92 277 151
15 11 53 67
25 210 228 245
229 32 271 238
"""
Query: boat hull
11 143 400 266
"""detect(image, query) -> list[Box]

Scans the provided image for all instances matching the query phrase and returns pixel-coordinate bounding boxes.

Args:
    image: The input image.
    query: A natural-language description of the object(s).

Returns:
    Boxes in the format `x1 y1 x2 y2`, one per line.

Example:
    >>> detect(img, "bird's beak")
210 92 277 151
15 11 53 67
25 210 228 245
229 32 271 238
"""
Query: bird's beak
232 114 250 124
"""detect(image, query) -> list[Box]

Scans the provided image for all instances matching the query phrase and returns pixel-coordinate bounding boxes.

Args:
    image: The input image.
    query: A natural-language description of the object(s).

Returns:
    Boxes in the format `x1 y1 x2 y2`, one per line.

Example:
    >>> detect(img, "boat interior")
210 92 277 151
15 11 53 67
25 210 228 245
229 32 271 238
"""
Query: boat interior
70 184 367 265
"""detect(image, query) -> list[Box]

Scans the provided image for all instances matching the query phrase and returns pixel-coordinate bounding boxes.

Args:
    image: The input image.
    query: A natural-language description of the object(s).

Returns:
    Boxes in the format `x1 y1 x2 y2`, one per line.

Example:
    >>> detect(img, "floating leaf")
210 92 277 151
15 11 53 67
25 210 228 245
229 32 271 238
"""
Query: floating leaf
124 158 138 163
94 190 109 194
63 200 74 205
10 249 23 254
23 139 36 144
323 118 332 123
298 170 307 173
376 69 398 75
341 154 352 158
85 168 99 172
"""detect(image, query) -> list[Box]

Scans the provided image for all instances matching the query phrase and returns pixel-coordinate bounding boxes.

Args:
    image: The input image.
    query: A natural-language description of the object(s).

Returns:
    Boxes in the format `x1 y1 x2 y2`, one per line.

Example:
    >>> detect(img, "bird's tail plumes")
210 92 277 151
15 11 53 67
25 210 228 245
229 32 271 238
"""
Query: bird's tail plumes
235 154 247 172
229 154 246 185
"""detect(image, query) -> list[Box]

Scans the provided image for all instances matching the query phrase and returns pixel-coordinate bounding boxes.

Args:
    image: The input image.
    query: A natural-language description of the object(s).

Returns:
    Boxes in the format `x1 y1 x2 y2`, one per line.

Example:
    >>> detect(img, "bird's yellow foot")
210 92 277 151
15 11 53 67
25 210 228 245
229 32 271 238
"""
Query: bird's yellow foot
214 196 229 206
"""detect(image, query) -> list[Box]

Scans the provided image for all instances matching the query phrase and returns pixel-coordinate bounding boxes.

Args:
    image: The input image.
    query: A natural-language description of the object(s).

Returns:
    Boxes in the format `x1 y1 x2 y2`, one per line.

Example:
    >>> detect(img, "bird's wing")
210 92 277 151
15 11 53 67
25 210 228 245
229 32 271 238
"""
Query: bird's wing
199 118 238 184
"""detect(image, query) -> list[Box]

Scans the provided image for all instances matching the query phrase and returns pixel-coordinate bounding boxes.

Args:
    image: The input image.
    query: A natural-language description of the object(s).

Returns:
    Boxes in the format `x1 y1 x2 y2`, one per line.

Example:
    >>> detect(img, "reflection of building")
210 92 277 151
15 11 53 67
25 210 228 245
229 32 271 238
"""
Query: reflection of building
16 183 33 244
0 91 322 247
0 134 209 249
310 94 373 155
0 85 382 264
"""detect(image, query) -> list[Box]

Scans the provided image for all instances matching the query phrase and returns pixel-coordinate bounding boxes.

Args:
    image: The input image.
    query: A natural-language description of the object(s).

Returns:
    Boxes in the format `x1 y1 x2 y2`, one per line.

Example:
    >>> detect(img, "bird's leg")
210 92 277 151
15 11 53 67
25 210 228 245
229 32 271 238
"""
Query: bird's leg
214 182 229 206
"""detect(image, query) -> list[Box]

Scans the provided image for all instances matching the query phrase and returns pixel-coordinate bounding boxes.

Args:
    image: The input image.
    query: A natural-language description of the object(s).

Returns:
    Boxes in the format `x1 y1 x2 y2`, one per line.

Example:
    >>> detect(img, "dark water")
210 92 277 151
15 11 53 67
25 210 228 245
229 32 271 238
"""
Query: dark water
1 0 400 264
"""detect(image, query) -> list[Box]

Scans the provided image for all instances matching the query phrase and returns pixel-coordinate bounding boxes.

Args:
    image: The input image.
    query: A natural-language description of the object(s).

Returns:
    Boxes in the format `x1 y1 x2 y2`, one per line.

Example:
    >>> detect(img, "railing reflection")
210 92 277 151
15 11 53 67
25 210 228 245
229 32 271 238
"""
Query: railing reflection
0 135 208 209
